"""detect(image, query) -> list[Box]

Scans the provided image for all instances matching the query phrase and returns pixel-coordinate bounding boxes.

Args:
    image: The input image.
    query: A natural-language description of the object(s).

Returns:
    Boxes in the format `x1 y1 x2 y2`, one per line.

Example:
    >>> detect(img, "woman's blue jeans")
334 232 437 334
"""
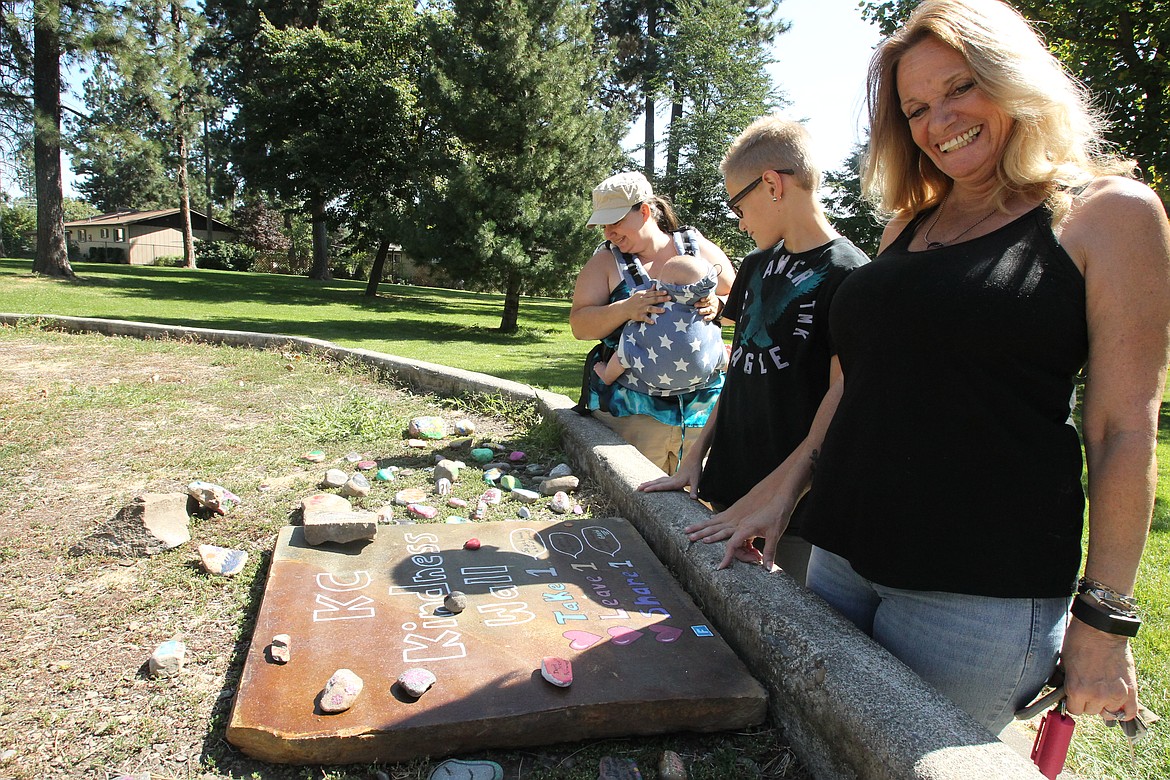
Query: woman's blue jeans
807 546 1068 733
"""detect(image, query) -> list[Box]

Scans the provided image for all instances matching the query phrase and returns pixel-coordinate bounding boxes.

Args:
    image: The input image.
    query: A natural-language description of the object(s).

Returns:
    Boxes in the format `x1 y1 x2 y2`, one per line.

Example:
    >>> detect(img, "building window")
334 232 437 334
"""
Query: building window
100 228 110 239
114 228 125 242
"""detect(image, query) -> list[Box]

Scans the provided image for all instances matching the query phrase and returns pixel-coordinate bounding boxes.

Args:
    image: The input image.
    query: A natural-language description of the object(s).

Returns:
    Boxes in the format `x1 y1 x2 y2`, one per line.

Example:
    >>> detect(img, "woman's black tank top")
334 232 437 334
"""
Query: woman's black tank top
802 203 1087 598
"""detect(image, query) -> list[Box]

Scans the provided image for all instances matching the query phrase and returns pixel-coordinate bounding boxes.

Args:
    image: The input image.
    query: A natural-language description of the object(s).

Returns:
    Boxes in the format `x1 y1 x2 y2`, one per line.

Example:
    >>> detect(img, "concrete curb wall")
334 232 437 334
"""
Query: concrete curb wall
3 313 1044 780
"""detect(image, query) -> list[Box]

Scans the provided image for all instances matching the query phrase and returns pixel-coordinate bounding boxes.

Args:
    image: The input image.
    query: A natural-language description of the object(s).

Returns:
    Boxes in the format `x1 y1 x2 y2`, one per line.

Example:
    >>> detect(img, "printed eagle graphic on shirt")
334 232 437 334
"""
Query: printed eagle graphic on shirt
737 262 828 350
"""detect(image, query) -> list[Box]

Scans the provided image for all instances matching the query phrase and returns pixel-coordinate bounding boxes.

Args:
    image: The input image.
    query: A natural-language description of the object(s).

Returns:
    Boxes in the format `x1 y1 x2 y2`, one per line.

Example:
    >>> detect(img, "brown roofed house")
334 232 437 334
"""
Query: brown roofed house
63 208 237 265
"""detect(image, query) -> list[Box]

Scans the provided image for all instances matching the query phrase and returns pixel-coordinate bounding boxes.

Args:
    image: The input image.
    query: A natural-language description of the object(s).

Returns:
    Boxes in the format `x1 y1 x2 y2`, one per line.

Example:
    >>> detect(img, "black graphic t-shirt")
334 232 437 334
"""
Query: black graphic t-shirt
697 238 868 529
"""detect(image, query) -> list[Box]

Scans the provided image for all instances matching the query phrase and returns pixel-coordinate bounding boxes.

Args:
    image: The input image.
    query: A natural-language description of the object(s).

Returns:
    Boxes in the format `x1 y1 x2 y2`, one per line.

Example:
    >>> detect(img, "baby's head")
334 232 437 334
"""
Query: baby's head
657 255 712 287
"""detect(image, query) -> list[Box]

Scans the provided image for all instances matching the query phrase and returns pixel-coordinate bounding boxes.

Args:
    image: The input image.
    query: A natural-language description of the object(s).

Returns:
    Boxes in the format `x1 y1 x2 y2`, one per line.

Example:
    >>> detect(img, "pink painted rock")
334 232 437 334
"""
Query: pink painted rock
356 460 378 470
269 634 291 664
480 488 504 505
397 668 436 698
508 450 526 462
540 656 573 688
407 504 438 520
320 668 363 713
447 497 468 509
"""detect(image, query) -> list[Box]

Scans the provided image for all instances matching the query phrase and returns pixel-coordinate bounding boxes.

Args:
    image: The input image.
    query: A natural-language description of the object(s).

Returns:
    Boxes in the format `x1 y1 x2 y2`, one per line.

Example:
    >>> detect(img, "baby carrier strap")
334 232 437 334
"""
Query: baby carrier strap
607 240 650 289
673 226 701 258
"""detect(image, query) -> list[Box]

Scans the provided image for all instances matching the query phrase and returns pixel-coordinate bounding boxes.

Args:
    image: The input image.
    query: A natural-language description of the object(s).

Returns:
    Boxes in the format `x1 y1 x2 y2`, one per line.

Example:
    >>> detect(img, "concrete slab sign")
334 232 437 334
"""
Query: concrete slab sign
227 518 767 764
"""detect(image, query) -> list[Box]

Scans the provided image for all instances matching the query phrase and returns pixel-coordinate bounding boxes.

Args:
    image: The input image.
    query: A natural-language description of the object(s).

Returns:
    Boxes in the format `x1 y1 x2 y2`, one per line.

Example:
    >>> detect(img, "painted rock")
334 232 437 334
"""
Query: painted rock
148 639 186 678
321 469 348 489
548 463 574 479
320 668 363 713
470 448 494 463
463 538 481 550
454 419 476 435
302 450 327 463
511 488 540 504
407 438 428 448
301 492 353 519
407 504 438 520
482 442 506 452
408 416 447 439
471 502 488 521
269 634 291 664
428 759 503 780
395 488 429 506
435 478 452 496
397 667 436 698
447 497 468 509
508 450 526 462
540 656 573 687
198 543 248 576
374 467 398 482
344 452 362 463
448 436 474 449
187 480 240 514
658 750 687 780
482 468 502 484
480 488 504 505
598 756 642 780
540 475 580 495
375 506 395 523
549 491 572 515
517 507 531 519
341 473 371 497
499 475 520 492
356 459 378 470
434 459 460 483
443 590 467 614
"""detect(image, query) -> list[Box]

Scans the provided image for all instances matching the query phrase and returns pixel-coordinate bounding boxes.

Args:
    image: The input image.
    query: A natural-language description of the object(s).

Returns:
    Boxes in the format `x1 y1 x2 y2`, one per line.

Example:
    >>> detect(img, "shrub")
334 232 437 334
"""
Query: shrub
87 246 126 263
154 255 186 267
197 241 258 272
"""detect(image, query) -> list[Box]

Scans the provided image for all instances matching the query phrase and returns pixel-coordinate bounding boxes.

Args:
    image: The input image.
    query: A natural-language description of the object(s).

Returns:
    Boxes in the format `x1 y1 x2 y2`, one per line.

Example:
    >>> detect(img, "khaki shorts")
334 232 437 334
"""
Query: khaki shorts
591 410 703 475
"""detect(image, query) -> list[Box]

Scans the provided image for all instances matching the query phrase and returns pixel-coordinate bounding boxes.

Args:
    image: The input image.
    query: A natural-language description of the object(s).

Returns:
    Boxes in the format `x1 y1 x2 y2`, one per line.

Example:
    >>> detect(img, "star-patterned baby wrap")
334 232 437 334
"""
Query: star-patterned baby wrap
614 266 727 396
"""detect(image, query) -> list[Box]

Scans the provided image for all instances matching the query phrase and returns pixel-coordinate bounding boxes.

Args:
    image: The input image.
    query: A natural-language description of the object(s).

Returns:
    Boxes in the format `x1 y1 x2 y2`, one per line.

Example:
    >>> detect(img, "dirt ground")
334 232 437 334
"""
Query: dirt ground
0 327 805 780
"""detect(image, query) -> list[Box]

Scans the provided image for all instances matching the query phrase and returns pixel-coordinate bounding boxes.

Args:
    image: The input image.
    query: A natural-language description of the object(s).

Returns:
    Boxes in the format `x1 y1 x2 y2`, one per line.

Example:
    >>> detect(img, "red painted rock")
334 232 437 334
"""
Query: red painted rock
540 657 573 688
463 538 481 550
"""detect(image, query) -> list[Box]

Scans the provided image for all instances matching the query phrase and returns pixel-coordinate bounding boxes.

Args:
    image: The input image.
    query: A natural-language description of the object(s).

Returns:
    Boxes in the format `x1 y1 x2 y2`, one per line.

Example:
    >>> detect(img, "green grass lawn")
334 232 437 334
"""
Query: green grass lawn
3 257 1168 778
0 258 588 397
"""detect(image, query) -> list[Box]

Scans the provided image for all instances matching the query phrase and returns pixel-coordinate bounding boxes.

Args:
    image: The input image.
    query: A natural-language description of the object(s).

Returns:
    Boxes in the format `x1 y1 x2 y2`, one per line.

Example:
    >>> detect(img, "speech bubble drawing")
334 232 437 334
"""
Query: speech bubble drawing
509 528 548 559
548 532 585 559
583 526 622 557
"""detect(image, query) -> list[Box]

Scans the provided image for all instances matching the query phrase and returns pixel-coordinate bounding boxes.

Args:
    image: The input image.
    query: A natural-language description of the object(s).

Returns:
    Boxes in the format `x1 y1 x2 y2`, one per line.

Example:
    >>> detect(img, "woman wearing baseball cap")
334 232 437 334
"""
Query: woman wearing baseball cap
570 171 736 474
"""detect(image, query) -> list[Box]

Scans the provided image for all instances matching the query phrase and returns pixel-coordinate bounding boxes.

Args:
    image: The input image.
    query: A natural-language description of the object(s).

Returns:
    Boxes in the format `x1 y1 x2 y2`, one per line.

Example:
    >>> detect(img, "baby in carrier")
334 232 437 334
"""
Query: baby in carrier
595 254 727 395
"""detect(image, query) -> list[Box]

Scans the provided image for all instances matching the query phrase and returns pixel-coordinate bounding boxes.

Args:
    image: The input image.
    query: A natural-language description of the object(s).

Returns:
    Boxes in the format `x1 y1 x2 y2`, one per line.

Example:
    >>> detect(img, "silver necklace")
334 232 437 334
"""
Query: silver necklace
922 193 998 249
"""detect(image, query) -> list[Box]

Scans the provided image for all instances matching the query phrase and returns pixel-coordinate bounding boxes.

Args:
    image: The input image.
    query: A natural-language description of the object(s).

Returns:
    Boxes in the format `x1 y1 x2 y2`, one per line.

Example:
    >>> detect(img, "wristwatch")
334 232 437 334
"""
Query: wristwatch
1071 578 1141 637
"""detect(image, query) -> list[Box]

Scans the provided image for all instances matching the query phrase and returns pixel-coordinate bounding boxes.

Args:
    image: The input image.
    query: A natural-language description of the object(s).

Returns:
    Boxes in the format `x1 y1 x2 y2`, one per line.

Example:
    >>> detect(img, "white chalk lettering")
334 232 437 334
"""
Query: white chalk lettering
313 593 375 622
315 571 371 592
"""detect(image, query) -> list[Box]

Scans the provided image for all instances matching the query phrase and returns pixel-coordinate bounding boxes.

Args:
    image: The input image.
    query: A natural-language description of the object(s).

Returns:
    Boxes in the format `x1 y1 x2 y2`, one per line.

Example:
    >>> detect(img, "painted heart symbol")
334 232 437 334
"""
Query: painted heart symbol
648 625 683 643
606 626 644 646
563 630 602 651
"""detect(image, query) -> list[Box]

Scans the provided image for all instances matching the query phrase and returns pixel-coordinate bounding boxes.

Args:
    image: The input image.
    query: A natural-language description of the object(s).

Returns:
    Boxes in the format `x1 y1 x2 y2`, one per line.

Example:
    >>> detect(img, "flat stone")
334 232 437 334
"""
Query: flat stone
320 668 363 713
539 476 579 496
480 488 503 505
198 544 249 576
303 510 378 546
447 497 468 509
270 634 291 664
508 451 526 462
395 488 429 506
227 519 766 764
448 437 474 449
510 488 540 504
547 463 573 479
540 656 572 687
517 507 531 520
407 504 438 520
397 667 437 698
148 639 185 678
428 759 502 780
302 493 353 520
345 452 363 463
303 450 327 462
407 439 428 449
453 420 476 435
322 469 348 489
356 460 378 470
525 464 546 476
70 492 190 557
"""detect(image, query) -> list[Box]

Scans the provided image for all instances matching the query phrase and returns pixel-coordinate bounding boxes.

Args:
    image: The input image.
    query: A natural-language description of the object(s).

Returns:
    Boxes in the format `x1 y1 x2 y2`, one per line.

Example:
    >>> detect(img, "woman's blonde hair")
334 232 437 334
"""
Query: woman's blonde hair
863 0 1132 218
722 115 821 192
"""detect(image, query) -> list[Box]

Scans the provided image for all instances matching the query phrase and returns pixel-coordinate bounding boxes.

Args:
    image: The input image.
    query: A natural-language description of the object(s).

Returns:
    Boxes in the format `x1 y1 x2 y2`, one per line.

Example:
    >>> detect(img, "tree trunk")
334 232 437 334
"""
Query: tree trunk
285 211 297 271
664 87 683 196
308 195 331 279
31 0 73 278
365 235 390 297
642 0 658 178
204 113 214 243
499 268 521 333
177 132 196 268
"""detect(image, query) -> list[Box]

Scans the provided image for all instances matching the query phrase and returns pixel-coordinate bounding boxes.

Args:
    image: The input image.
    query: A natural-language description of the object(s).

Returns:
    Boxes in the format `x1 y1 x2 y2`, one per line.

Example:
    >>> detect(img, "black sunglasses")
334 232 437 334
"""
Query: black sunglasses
727 170 795 218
